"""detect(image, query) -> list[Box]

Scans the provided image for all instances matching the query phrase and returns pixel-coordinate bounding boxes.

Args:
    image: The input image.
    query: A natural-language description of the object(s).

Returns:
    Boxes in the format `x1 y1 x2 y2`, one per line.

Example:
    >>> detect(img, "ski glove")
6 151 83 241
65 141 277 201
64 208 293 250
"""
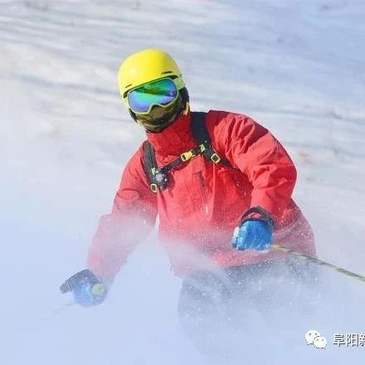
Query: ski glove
232 207 274 251
60 269 107 307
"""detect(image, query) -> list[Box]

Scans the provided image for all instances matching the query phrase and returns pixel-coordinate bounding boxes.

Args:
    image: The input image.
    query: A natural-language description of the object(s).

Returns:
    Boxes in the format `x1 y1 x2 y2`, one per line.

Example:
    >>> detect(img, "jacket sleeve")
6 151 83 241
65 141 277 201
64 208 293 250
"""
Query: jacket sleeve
87 145 157 281
212 111 297 223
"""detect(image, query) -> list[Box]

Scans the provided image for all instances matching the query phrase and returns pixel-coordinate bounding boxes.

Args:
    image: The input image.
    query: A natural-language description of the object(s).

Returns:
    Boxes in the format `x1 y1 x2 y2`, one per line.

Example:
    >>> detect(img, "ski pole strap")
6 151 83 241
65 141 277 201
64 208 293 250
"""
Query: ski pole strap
272 244 365 284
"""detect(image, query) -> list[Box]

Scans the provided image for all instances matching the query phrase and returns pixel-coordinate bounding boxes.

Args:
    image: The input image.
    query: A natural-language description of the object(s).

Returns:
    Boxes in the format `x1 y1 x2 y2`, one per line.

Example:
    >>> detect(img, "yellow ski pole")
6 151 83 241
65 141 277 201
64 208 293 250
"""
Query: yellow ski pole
272 244 365 283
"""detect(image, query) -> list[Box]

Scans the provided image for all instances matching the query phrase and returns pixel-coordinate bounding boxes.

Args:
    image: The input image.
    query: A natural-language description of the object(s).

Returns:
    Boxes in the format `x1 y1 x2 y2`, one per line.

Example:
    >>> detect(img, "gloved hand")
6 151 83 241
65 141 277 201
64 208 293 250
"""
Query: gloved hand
232 220 273 251
60 269 107 307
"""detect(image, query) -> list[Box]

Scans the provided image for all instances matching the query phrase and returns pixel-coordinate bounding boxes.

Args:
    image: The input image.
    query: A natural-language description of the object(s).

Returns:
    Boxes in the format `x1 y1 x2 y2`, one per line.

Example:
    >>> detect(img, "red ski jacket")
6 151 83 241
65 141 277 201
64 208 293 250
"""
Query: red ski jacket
88 111 315 279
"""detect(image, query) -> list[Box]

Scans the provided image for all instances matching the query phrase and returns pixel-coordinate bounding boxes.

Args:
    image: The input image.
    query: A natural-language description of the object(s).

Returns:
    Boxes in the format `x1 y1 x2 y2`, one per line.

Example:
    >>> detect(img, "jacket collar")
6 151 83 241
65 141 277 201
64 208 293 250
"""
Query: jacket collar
146 112 196 159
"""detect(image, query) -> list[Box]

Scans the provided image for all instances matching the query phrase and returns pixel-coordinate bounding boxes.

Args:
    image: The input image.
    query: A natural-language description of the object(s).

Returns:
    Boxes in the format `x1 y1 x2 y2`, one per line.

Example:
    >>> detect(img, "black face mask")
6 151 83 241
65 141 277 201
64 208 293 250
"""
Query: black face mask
133 94 184 133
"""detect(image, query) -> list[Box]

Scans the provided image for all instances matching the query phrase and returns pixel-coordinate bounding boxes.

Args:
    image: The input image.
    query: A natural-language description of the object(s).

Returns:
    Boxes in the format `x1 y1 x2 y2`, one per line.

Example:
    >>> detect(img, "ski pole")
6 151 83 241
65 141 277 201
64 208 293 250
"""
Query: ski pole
272 244 365 283
40 301 75 322
20 302 74 335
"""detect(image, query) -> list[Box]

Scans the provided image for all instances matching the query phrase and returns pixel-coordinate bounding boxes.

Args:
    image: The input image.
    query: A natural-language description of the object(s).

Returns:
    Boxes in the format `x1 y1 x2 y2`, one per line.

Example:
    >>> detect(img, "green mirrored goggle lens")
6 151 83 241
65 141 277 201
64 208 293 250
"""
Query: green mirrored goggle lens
127 78 178 114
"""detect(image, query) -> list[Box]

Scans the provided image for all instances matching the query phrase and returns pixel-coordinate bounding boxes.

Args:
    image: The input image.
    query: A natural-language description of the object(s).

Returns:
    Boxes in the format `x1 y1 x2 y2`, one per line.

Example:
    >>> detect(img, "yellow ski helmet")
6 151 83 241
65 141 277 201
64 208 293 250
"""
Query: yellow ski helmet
117 48 185 103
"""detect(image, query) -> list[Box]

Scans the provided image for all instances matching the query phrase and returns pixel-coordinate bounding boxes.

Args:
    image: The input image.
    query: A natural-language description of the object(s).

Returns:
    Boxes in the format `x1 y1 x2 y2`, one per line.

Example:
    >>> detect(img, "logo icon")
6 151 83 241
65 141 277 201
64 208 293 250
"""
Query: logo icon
305 330 327 349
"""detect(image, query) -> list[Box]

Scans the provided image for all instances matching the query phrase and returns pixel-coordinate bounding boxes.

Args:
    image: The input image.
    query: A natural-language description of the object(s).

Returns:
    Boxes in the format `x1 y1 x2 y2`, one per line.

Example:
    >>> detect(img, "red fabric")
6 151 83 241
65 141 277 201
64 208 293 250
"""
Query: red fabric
87 110 315 279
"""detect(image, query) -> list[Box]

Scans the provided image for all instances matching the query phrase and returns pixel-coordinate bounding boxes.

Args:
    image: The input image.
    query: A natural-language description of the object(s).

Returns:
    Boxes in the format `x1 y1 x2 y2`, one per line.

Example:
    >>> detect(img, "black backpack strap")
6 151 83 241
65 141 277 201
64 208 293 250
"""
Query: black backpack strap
190 111 227 165
142 141 161 193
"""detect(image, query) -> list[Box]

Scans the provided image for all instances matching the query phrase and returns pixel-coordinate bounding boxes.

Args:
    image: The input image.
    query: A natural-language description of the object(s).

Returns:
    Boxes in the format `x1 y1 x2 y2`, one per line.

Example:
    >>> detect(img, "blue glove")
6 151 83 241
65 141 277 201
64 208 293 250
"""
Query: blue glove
60 269 107 307
232 220 273 251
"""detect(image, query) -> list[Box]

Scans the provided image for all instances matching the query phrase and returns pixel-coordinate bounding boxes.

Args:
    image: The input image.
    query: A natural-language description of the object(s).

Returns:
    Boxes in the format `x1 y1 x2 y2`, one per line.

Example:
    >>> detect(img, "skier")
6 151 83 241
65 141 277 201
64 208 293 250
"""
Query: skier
61 49 317 340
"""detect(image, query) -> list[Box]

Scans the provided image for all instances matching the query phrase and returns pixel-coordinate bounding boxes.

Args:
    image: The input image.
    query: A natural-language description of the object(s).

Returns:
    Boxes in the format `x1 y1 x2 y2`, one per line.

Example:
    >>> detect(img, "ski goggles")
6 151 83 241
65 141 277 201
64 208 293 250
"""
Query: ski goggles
127 78 179 114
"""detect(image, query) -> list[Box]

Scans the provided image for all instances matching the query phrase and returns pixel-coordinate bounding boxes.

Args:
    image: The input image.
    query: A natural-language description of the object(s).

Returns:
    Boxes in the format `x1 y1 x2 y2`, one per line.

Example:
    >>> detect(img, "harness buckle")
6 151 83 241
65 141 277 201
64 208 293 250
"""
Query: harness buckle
150 183 158 193
180 150 195 162
210 153 221 164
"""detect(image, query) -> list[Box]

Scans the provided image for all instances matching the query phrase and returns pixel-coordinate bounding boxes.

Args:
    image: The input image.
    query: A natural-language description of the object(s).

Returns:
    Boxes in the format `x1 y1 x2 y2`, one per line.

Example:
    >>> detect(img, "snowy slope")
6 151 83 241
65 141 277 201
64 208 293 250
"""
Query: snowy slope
1 1 365 364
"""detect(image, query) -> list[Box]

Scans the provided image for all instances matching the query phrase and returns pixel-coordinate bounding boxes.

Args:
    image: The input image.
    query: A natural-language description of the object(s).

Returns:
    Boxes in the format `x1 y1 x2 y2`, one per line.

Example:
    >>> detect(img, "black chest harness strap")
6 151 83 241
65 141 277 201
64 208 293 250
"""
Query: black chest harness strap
143 112 227 193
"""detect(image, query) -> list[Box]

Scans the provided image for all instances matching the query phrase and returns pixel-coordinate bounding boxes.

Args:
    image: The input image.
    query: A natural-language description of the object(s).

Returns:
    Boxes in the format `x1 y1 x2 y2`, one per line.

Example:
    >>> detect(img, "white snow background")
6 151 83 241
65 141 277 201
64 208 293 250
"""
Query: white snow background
1 0 365 364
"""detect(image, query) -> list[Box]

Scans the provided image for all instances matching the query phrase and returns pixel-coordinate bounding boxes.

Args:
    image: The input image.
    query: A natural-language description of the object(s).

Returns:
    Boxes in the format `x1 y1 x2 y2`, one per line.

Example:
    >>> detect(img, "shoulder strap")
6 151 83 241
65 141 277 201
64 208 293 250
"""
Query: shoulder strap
143 141 177 192
142 141 159 192
190 111 225 165
190 112 210 145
